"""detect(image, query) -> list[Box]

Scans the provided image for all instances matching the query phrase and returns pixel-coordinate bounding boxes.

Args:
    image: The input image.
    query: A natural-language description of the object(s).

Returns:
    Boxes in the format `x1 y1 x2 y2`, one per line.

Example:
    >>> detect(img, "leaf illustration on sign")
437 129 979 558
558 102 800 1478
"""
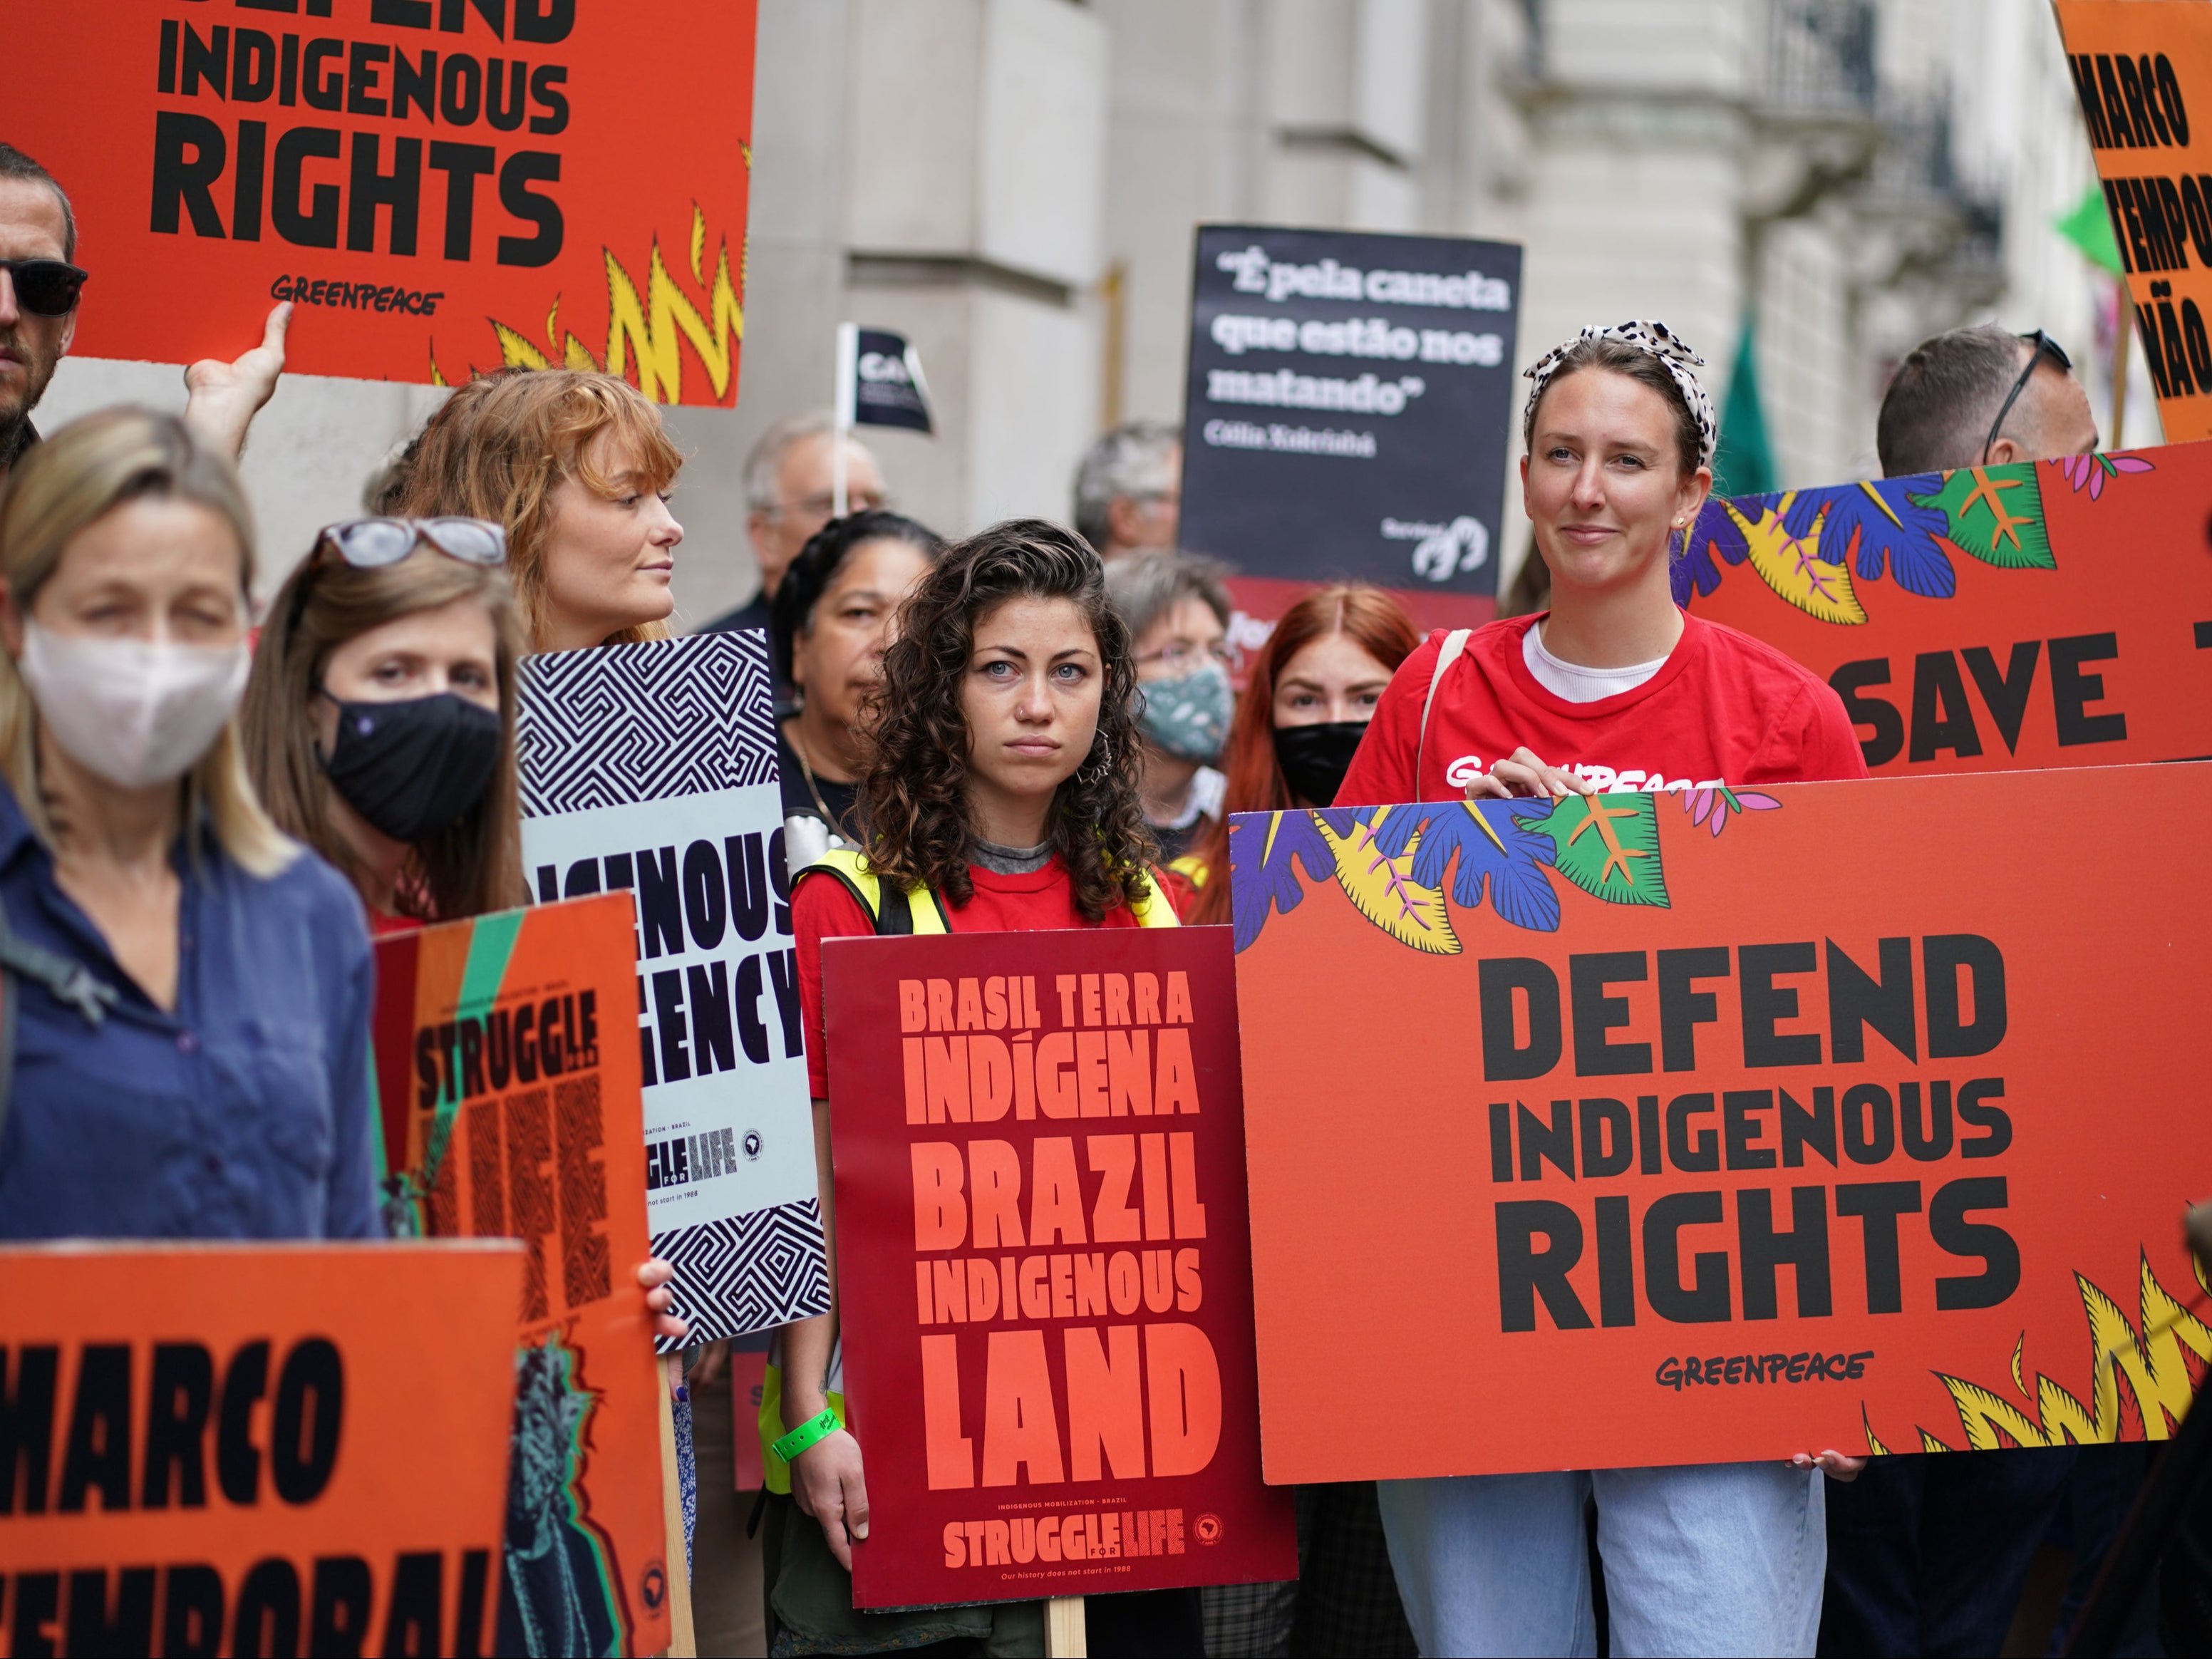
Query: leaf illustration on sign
1525 793 1670 907
2050 450 2156 501
1228 810 1335 953
1728 495 1868 624
1782 477 1956 599
1370 800 1561 931
1685 783 1782 839
1315 807 1459 954
1672 495 1754 606
1913 465 2055 570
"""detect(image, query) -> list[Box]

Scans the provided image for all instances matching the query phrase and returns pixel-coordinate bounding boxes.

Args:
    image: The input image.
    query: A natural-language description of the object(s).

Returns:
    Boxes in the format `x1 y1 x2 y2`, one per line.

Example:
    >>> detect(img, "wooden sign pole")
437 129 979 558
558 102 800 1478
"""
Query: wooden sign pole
658 1355 700 1658
1045 1596 1087 1658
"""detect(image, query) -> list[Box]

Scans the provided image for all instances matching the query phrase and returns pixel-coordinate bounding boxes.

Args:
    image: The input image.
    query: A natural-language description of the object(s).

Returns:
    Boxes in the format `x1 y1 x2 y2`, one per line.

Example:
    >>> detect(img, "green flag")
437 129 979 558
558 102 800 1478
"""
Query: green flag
2056 183 2124 276
1712 319 1776 497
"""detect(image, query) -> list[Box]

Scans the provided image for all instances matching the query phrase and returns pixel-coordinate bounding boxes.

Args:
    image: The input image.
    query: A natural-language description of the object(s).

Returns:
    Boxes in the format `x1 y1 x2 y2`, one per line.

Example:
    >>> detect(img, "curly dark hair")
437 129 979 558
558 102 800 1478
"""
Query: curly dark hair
860 520 1157 920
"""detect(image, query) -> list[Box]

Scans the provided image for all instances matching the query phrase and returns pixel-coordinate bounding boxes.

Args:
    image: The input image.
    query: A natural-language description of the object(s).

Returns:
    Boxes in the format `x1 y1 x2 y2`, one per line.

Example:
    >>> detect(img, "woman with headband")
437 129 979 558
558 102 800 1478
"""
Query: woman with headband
1335 322 1869 1657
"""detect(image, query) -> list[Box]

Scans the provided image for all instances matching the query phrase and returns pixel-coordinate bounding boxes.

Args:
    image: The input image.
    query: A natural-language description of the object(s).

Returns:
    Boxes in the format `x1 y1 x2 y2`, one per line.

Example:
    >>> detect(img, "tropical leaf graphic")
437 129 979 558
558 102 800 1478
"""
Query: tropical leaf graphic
1371 800 1561 931
1685 783 1782 839
1782 477 1955 599
1315 806 1459 954
1912 465 2055 570
1524 793 1670 907
1672 494 1756 605
2049 450 2155 501
1727 495 1868 625
1226 809 1333 953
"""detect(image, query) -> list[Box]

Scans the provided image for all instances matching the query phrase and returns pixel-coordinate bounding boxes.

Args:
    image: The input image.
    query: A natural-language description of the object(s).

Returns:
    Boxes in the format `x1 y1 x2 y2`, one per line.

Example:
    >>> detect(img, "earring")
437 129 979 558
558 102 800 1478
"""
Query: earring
1077 734 1112 786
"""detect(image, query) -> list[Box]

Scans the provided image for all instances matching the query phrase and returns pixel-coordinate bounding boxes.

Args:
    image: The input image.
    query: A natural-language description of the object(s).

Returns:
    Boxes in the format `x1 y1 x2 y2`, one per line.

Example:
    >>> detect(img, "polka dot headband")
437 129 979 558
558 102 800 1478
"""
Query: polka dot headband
1522 320 1718 470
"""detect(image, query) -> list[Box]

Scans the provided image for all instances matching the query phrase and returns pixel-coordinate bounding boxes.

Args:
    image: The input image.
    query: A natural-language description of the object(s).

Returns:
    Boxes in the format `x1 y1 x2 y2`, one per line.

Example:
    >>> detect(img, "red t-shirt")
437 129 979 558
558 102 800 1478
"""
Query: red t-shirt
794 856 1149 1098
1336 612 1869 807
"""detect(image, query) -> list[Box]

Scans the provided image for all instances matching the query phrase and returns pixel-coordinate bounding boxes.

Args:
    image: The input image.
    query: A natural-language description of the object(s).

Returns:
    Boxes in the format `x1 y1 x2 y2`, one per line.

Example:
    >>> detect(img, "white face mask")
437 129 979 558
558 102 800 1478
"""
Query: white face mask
16 621 251 790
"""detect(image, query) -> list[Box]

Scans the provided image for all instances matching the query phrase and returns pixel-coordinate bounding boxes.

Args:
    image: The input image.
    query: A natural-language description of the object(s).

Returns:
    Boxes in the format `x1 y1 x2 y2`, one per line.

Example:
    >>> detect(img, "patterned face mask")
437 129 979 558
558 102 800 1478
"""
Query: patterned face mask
1137 662 1232 764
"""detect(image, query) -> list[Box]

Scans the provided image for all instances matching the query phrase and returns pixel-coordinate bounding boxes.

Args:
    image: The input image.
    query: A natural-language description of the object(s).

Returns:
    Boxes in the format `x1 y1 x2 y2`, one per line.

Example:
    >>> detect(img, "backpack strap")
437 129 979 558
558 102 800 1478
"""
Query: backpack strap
1417 629 1474 788
802 848 951 936
0 888 118 1148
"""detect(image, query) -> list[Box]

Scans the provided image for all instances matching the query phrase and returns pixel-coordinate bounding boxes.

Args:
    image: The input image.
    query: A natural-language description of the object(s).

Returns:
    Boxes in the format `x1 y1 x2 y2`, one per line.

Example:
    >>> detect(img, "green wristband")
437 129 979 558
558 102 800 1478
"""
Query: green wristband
772 1407 842 1464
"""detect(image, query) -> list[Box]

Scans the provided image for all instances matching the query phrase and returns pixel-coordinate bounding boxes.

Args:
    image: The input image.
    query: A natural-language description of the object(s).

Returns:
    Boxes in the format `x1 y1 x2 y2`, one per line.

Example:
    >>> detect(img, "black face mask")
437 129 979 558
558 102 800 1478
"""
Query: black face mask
1273 720 1369 807
320 691 503 842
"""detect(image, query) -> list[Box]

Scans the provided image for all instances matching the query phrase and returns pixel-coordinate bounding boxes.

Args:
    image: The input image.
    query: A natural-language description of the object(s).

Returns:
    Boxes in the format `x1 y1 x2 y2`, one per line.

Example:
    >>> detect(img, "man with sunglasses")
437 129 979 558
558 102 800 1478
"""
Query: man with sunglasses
0 142 289 487
1874 321 2099 478
1824 319 2101 1658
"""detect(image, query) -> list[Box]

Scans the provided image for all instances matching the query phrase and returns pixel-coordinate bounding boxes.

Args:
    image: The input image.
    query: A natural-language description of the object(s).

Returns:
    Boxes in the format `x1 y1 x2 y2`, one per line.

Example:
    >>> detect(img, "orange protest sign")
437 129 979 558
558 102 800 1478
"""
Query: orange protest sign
2055 2 2212 440
1678 443 2212 775
8 1 755 403
1230 765 2212 1483
0 1239 521 1658
371 893 673 1656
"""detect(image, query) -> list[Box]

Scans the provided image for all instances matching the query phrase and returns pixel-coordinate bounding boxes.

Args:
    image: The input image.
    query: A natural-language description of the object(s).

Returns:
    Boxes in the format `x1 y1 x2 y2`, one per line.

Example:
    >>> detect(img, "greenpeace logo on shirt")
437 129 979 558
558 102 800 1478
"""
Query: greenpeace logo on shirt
1442 755 1729 794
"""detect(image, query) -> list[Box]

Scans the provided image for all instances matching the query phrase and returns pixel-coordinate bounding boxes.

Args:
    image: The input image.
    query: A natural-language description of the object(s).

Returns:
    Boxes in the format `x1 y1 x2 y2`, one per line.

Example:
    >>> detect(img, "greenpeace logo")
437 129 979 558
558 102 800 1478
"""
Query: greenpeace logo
1216 245 1512 311
1441 755 1732 793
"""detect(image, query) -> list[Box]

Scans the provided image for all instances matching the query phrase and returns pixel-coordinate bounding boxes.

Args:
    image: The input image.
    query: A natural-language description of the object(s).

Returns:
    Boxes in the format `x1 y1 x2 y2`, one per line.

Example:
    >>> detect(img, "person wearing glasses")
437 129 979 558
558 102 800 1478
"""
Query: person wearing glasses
240 517 524 934
0 408 376 1243
700 414 891 647
389 369 686 653
1102 549 1235 864
1822 320 2102 1659
1874 324 2099 477
0 142 289 489
1073 418 1183 562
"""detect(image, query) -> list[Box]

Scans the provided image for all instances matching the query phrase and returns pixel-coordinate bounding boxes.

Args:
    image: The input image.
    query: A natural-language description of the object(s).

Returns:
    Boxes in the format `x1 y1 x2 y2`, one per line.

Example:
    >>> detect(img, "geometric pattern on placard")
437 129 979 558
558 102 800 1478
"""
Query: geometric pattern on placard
519 630 777 817
651 1197 830 1350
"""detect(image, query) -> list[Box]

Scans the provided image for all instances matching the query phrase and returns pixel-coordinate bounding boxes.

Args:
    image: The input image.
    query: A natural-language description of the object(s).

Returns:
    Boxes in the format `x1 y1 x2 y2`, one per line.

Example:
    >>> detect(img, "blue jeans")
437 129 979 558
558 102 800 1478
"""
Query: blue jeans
1378 1463 1826 1658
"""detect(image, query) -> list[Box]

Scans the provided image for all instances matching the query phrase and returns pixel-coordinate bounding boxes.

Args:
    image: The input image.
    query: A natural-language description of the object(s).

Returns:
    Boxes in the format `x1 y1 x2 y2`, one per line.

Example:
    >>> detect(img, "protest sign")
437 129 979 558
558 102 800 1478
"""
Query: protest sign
1229 765 2212 1482
7 1 755 403
1178 224 1522 636
372 891 673 1657
2054 2 2212 442
1678 442 2212 775
0 1239 520 1657
821 927 1296 1610
518 631 829 1347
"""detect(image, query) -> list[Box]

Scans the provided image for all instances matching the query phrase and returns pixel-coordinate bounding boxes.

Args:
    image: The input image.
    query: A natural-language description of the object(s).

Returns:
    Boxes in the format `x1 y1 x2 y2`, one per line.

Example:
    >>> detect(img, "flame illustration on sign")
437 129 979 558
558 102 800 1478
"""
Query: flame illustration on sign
434 203 747 405
1864 1251 2211 1454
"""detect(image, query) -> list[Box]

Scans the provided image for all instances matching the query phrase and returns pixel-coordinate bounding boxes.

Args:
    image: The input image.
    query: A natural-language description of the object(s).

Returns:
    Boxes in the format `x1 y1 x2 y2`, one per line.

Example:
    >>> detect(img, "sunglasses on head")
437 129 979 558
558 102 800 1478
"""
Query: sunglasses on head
1981 330 2073 465
1 258 88 319
289 517 507 630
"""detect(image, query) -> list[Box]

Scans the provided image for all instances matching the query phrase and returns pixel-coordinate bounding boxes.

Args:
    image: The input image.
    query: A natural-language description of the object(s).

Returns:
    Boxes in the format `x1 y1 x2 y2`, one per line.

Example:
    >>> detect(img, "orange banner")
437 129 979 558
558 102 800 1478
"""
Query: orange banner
1230 766 2212 1483
7 1 755 403
371 892 672 1656
2055 1 2212 442
0 1240 521 1658
1680 442 2212 774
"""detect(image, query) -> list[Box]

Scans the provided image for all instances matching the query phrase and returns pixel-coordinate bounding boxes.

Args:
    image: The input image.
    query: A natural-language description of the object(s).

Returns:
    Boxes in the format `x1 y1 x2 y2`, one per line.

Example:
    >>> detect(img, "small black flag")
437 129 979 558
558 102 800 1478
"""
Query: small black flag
837 324 934 435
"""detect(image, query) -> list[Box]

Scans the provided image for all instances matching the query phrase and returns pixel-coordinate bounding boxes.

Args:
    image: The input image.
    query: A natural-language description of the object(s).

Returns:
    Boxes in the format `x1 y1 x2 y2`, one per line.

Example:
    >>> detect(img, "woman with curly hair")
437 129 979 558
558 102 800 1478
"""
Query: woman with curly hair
763 520 1194 1656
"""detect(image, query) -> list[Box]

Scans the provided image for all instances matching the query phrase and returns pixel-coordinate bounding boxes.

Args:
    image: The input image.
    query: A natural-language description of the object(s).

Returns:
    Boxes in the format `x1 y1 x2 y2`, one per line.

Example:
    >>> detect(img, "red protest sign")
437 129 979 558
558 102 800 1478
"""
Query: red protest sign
1230 766 2212 1482
1681 443 2212 774
822 927 1296 1610
9 1 755 405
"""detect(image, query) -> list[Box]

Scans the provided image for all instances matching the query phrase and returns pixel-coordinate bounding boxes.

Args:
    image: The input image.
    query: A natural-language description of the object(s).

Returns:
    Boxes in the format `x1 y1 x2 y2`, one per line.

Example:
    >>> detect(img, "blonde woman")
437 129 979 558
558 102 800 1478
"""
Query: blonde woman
391 368 686 651
242 518 527 931
0 408 376 1240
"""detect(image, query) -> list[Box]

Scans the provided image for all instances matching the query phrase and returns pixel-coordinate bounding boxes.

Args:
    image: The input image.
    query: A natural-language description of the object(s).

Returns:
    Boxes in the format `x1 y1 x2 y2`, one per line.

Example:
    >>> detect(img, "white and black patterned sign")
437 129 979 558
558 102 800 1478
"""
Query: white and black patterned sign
520 630 827 1345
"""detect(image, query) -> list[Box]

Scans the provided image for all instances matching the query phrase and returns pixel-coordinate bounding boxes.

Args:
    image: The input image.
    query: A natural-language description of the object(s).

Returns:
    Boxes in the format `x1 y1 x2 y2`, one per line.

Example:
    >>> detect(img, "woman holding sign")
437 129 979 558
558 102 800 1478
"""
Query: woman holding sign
770 522 1199 1655
1335 324 1869 1658
242 517 526 931
0 410 378 1240
392 368 688 652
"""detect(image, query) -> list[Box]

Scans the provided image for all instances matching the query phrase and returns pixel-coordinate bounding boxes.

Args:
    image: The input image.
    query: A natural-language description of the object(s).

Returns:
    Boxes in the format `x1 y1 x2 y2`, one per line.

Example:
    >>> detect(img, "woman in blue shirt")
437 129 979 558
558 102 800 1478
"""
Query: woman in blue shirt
0 408 378 1239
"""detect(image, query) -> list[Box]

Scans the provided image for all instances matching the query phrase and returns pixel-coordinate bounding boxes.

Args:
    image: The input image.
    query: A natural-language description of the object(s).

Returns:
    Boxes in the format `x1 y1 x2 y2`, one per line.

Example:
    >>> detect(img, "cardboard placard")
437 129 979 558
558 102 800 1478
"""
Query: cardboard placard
7 1 755 403
2054 2 2212 442
372 891 673 1657
1679 443 2212 775
1229 768 2212 1482
517 632 830 1348
1179 224 1521 633
0 1240 521 1658
822 927 1296 1609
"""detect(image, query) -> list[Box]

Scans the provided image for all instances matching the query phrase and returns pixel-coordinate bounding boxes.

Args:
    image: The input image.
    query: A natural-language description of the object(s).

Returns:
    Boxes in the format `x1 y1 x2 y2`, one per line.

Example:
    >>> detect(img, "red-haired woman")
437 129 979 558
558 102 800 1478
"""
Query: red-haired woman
1180 584 1420 921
